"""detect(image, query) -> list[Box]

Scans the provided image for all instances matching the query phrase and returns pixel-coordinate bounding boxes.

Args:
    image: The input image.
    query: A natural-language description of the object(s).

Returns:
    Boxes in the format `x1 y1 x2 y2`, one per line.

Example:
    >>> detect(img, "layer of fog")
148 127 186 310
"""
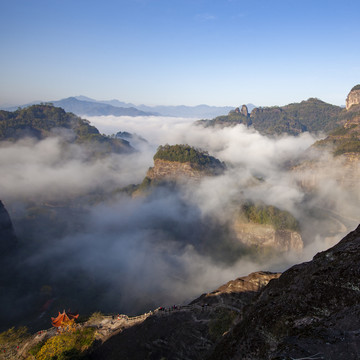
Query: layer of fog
1 115 360 325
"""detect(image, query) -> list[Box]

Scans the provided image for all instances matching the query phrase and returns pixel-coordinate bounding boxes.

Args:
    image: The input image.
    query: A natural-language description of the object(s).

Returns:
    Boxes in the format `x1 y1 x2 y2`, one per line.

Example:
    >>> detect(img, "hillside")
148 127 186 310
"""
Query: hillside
291 86 360 195
313 104 360 156
5 272 279 360
209 224 360 360
0 104 133 154
197 98 343 136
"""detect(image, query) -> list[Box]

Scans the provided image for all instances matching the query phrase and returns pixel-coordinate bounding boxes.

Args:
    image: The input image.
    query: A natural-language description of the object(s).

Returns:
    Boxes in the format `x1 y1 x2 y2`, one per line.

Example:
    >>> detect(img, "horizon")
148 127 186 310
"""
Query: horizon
0 93 349 111
1 0 359 108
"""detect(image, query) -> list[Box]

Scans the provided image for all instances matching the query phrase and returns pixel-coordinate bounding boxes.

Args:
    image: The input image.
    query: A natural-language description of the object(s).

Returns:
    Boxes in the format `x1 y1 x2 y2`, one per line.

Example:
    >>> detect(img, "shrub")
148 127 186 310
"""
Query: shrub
34 327 95 360
241 202 299 231
153 144 222 169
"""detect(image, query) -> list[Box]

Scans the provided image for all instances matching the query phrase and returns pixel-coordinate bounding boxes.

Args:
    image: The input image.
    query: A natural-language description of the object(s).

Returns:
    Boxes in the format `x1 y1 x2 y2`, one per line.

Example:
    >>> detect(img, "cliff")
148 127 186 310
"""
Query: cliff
232 222 303 252
231 202 303 253
346 84 360 110
135 145 225 193
146 158 223 181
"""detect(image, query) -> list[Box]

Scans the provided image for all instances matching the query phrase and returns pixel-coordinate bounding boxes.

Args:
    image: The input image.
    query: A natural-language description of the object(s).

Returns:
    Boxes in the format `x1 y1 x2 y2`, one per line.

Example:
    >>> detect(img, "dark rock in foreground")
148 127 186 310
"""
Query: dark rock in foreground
87 272 279 360
209 224 360 360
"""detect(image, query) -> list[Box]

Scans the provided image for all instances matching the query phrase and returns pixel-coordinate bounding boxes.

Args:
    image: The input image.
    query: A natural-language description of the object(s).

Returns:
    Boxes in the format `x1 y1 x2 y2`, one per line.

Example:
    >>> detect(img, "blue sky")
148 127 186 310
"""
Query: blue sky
1 0 359 107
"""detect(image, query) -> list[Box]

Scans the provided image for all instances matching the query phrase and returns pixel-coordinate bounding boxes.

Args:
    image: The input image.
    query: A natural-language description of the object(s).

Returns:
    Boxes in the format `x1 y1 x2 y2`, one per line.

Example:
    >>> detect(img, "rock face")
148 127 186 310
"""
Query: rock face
240 104 249 117
0 200 17 255
346 84 360 110
192 271 281 309
232 222 303 252
147 159 205 181
146 158 224 182
208 224 360 360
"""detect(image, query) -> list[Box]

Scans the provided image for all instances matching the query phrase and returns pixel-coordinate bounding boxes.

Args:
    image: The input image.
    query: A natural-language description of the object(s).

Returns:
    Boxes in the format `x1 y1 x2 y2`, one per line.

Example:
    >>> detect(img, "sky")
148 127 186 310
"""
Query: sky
1 0 360 107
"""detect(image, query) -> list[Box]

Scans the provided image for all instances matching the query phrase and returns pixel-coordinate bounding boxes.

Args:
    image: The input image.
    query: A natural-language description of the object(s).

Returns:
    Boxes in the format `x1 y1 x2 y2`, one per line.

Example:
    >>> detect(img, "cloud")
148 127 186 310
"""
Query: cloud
1 115 360 326
0 137 153 202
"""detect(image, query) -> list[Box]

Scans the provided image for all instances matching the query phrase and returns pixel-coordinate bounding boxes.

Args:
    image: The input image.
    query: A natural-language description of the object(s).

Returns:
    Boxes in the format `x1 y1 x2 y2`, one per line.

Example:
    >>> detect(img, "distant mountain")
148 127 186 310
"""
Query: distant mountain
135 104 256 118
52 97 156 117
1 96 256 119
197 99 343 136
73 96 254 118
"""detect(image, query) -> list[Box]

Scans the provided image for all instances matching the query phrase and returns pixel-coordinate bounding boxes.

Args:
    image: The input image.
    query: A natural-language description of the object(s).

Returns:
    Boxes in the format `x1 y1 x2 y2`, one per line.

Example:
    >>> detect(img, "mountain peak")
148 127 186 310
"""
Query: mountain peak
145 145 225 183
346 84 360 110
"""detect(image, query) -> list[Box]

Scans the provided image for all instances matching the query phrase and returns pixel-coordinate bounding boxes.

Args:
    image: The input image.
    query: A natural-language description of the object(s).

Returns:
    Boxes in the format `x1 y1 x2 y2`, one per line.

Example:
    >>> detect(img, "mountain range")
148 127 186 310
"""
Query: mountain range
1 85 360 359
2 96 255 118
197 98 345 136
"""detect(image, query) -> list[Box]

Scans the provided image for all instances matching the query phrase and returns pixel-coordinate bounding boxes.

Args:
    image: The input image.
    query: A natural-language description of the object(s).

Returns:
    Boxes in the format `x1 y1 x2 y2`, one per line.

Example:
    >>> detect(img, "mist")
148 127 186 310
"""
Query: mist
1 115 359 330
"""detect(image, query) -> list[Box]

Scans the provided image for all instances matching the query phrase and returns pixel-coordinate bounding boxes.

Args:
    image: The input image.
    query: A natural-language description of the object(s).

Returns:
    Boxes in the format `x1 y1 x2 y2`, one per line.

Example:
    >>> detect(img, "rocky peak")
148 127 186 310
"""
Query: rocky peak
146 144 225 182
240 104 249 117
346 84 360 110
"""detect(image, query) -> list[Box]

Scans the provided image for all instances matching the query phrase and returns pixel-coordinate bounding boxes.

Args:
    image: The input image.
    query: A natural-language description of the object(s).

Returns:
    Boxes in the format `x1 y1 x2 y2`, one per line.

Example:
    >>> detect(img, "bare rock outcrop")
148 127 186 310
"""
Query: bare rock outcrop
86 271 280 360
346 84 360 110
145 145 225 183
240 104 249 117
192 271 281 310
232 222 303 252
146 158 211 181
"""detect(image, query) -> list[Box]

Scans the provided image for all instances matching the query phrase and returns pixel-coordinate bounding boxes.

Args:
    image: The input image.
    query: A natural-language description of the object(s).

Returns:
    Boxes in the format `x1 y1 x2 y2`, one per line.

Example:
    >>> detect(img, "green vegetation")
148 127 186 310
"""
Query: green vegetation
241 202 299 231
197 111 251 128
312 111 360 156
198 98 343 136
334 140 360 156
328 124 357 136
208 308 237 341
280 98 342 133
154 144 223 169
28 327 95 360
0 104 132 154
87 312 104 324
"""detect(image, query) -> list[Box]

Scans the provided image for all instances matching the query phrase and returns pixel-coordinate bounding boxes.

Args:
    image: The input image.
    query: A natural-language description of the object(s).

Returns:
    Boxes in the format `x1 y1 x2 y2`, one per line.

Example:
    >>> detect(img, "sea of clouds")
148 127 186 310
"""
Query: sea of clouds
1 115 359 322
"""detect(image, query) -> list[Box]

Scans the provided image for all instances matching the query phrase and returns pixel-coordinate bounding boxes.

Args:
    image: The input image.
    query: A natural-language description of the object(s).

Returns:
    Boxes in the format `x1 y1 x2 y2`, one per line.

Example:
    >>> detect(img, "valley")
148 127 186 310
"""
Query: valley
1 85 360 359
